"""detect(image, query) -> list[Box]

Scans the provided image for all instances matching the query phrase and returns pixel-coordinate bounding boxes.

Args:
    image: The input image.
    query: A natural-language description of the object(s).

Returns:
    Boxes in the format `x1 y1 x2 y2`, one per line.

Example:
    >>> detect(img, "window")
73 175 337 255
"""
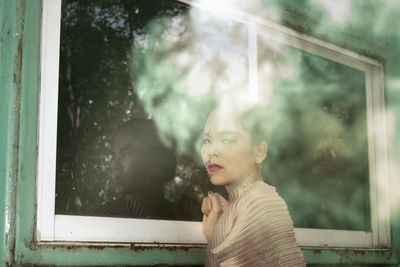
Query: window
37 0 390 248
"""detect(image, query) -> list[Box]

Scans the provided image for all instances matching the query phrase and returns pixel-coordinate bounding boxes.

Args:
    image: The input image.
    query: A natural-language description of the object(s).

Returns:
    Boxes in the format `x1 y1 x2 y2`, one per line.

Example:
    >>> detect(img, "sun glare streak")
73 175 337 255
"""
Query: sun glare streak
192 0 240 20
248 22 258 103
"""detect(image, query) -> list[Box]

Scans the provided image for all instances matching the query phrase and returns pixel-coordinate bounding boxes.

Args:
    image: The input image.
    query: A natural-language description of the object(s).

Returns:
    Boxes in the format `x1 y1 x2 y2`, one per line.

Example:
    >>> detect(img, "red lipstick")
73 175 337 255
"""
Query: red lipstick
207 163 223 173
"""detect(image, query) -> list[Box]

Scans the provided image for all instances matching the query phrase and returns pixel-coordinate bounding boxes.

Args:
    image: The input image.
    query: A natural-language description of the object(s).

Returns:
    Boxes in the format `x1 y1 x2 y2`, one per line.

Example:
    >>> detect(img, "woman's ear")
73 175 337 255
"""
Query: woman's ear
255 141 267 164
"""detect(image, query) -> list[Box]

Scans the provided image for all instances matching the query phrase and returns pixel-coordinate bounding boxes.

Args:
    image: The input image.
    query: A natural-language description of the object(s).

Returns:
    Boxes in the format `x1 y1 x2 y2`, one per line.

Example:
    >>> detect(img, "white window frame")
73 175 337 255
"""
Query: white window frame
37 0 390 248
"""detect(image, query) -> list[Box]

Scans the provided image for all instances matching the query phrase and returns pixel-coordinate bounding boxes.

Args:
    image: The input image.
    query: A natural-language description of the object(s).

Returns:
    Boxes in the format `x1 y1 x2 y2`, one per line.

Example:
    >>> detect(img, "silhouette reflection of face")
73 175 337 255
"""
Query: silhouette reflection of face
112 128 147 195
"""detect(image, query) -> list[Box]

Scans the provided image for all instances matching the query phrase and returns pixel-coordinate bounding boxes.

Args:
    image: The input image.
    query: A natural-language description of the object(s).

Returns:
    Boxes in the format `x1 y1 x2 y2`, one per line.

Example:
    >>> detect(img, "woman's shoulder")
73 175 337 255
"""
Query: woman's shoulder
247 181 280 201
253 180 276 193
238 181 290 214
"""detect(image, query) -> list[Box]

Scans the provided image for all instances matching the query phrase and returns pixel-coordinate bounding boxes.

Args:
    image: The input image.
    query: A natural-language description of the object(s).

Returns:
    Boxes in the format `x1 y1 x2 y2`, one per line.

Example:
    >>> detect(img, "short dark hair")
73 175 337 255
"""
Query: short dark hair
241 106 271 144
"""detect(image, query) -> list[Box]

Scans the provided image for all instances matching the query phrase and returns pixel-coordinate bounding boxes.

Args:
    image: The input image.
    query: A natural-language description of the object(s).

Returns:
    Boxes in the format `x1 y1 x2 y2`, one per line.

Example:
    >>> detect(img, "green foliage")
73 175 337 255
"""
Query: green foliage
258 48 370 230
56 0 193 214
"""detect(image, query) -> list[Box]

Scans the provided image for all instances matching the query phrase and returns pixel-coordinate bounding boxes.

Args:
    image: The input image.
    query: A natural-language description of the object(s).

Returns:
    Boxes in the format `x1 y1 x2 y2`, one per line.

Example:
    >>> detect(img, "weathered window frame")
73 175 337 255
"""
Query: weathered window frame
37 0 390 249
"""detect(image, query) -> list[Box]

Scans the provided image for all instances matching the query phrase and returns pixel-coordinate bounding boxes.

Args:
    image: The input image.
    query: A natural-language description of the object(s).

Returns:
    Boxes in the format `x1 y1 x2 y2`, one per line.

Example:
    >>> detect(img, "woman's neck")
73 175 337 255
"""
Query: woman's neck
225 167 263 202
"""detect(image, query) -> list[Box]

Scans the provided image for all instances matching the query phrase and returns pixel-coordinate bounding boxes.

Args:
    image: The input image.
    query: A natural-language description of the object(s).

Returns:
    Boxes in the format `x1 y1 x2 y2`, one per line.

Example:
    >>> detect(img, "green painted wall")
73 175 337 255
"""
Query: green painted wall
0 0 26 264
0 0 400 265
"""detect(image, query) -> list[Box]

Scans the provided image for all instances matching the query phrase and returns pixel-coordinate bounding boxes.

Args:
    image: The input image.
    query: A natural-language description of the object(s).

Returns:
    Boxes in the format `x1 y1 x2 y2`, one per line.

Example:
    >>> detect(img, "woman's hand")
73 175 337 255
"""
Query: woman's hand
201 192 228 242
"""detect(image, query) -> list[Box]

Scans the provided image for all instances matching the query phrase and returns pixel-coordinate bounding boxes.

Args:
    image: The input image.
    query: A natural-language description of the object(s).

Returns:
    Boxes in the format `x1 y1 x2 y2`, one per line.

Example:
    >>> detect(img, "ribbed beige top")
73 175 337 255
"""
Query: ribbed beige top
206 181 305 267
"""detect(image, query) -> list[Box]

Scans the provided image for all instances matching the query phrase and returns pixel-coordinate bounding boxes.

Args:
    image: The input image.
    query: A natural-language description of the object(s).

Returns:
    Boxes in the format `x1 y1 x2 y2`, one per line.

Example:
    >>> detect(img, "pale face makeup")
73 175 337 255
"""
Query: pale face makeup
201 109 261 188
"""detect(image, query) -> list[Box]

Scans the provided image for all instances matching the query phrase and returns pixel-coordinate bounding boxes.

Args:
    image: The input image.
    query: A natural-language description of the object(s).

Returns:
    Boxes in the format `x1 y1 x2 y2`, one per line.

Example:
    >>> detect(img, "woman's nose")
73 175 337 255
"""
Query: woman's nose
207 142 220 159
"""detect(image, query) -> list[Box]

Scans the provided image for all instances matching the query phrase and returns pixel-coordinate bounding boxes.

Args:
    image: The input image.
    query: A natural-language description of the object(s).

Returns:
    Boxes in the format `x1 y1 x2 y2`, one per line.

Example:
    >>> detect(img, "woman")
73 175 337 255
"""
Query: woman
201 107 305 266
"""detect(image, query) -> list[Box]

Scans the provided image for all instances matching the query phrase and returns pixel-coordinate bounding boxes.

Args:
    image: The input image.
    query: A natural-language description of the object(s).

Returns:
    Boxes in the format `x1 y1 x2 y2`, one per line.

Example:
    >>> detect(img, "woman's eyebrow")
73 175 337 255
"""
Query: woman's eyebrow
219 131 241 136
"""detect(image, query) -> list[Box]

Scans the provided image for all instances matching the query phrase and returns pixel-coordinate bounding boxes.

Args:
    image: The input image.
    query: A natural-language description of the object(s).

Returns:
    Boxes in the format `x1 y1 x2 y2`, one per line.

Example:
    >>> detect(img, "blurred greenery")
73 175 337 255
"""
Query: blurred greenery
258 47 370 230
56 0 371 231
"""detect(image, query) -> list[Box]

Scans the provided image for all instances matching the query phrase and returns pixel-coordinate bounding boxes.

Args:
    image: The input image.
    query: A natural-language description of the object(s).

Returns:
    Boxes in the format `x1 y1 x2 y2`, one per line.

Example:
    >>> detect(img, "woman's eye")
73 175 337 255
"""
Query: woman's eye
222 138 236 144
203 138 211 144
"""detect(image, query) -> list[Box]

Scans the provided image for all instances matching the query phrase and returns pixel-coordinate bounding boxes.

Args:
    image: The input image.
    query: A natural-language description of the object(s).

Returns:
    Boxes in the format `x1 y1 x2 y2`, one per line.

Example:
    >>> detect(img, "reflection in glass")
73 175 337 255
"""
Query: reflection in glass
258 35 370 231
55 0 230 220
56 0 371 231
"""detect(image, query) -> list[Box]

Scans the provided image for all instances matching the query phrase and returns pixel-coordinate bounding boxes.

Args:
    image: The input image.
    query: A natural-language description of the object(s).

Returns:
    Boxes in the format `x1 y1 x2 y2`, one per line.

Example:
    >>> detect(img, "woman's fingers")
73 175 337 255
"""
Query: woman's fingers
202 206 219 242
208 193 224 215
215 193 228 211
210 193 228 213
205 196 212 215
201 198 208 214
201 199 206 214
201 192 228 218
202 192 228 215
202 192 228 242
203 194 223 241
201 195 212 216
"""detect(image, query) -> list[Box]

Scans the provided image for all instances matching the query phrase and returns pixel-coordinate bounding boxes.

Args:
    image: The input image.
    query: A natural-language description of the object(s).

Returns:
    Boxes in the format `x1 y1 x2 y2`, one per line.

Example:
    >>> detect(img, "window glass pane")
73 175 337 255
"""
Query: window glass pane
55 0 248 220
258 35 370 231
56 0 371 232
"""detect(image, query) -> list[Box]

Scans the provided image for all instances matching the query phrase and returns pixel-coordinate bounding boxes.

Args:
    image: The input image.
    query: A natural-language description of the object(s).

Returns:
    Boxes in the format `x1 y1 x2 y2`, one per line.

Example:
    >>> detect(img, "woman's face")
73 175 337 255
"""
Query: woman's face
201 109 261 186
